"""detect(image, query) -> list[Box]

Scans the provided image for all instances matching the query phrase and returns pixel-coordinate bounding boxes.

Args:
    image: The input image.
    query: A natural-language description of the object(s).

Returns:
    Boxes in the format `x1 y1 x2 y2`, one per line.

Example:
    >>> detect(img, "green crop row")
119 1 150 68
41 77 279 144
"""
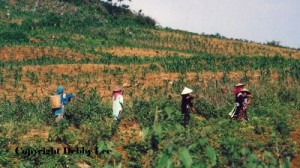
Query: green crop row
1 54 299 77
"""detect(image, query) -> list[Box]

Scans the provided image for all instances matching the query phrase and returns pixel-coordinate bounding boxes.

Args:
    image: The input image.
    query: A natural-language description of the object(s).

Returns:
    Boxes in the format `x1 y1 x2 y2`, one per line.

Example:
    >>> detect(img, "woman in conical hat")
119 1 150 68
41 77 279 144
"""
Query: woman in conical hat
237 88 252 121
181 87 193 95
181 87 199 127
230 83 246 120
233 83 245 95
112 85 124 121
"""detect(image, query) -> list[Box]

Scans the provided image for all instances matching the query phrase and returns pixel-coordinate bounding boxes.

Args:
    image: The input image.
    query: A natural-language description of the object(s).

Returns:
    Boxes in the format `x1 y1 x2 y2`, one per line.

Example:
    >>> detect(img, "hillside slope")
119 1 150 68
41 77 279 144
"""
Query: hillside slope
1 0 300 60
0 1 299 168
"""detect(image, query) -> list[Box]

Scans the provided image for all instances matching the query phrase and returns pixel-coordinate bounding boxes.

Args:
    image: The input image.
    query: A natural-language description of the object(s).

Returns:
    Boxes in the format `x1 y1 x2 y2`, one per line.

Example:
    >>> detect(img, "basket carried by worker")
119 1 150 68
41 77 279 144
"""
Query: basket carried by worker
50 95 62 109
247 95 254 105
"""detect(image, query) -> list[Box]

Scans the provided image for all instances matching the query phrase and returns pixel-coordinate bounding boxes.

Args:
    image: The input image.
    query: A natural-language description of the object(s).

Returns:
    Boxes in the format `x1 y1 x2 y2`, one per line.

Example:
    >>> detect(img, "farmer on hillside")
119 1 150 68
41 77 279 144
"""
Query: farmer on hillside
112 85 124 120
111 85 124 136
51 86 74 122
230 83 245 119
181 87 199 127
238 88 252 121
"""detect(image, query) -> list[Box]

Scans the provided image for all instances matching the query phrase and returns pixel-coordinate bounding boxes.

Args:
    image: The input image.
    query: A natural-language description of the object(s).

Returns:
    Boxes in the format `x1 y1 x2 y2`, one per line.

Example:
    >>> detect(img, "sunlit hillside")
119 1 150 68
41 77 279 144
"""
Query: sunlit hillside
0 1 299 167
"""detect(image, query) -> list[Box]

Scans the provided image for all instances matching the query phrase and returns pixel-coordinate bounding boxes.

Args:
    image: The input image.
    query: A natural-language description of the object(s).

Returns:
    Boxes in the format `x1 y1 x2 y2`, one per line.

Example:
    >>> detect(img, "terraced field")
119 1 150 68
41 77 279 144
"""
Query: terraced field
0 0 299 167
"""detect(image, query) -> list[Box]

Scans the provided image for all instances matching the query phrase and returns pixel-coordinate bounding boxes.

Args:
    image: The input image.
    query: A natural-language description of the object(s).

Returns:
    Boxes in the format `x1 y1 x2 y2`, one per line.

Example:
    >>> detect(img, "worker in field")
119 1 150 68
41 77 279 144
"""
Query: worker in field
111 85 124 135
50 86 74 122
237 88 252 121
181 87 199 127
233 83 245 95
112 85 124 120
229 83 245 119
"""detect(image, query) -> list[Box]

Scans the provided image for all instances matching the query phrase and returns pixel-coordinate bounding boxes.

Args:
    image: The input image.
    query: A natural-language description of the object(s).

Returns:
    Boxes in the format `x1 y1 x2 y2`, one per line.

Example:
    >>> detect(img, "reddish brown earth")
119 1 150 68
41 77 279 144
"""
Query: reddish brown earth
0 46 94 61
112 119 142 162
21 128 50 142
102 47 192 57
0 64 284 101
291 113 300 168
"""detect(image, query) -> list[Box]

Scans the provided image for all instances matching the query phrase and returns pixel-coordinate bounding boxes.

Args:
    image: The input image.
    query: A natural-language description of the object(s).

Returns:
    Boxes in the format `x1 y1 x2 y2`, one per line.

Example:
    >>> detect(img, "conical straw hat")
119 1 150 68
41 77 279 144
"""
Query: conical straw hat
235 83 245 87
112 85 122 92
181 87 193 95
241 88 251 93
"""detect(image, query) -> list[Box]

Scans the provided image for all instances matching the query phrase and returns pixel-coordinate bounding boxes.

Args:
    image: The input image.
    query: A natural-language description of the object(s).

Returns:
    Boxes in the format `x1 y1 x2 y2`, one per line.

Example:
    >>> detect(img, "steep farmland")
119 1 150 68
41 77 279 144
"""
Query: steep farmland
0 0 299 167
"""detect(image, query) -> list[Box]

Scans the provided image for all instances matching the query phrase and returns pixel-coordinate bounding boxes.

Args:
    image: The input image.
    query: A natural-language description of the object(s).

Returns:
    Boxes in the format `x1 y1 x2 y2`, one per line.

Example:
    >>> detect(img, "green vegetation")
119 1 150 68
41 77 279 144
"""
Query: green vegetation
1 54 299 75
0 77 299 167
0 0 299 167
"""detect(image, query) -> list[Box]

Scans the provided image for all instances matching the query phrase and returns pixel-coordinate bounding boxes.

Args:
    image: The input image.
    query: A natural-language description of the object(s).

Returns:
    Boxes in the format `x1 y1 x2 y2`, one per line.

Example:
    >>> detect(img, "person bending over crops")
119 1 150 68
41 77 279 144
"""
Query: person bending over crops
230 83 245 120
51 86 74 122
237 88 252 121
181 87 199 127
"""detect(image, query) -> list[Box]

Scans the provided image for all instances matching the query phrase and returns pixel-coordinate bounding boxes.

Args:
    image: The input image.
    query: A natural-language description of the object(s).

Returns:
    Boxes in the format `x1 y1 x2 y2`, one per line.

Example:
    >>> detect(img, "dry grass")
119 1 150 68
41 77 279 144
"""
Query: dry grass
102 47 192 57
0 64 284 101
0 46 94 61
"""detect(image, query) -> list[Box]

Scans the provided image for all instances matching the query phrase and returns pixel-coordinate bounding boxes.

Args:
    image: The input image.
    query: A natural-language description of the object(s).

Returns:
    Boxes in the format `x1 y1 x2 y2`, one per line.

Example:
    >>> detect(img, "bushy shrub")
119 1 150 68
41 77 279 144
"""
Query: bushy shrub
134 15 156 27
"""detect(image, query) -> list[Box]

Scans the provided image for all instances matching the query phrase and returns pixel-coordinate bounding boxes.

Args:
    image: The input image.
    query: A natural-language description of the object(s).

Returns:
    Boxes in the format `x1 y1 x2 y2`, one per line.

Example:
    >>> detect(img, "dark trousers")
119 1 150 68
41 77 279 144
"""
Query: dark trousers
182 112 190 127
232 106 242 120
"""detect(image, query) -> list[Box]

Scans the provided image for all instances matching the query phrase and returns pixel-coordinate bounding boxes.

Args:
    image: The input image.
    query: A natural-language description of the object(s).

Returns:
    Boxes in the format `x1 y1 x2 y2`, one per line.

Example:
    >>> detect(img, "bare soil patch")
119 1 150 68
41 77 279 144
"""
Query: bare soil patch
20 127 50 142
0 46 95 61
102 47 192 57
